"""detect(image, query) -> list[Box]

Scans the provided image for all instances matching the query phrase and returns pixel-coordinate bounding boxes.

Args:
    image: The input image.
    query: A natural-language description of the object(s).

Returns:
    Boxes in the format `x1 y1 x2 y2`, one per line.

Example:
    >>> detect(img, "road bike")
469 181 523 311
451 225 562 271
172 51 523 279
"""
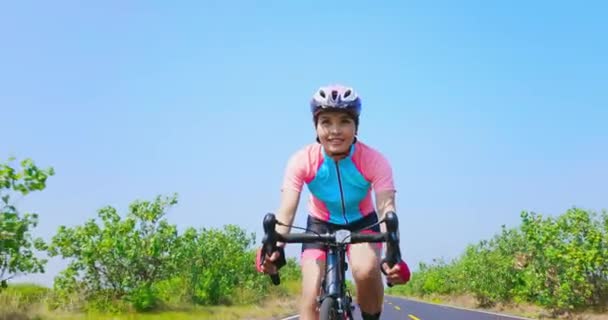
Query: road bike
259 212 403 320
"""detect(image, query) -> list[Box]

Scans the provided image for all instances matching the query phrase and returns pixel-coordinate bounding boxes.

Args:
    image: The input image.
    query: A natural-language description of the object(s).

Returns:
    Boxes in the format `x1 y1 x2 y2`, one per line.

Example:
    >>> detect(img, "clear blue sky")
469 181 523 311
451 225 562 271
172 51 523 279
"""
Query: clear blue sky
2 1 607 286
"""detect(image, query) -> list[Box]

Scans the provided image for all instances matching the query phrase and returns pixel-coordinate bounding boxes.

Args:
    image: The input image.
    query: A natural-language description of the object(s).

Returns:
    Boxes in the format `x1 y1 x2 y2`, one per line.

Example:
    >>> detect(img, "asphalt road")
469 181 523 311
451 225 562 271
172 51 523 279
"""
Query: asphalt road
281 295 534 320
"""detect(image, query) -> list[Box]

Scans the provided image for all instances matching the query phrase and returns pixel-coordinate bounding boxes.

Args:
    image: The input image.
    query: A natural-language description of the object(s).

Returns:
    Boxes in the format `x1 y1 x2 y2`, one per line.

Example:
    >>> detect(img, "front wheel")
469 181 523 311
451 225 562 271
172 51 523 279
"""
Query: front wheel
319 296 338 320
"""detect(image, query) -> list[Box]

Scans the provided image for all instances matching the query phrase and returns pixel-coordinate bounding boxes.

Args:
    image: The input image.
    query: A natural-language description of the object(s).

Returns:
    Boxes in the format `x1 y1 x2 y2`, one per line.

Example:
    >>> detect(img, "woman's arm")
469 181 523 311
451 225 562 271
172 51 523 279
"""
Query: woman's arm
375 189 396 234
275 188 301 247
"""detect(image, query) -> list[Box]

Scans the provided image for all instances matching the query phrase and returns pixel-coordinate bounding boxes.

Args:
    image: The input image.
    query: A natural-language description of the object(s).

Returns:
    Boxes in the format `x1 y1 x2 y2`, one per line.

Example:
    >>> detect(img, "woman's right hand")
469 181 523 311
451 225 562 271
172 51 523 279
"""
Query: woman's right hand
256 246 285 274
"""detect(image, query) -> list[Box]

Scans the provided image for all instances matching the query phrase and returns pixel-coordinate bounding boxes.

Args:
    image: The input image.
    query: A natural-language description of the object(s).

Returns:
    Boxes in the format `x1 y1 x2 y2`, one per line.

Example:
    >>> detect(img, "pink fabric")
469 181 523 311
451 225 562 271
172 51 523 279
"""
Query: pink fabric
281 144 322 192
358 192 374 218
301 248 326 262
350 142 395 193
281 141 395 222
308 194 331 222
300 229 383 265
395 260 411 283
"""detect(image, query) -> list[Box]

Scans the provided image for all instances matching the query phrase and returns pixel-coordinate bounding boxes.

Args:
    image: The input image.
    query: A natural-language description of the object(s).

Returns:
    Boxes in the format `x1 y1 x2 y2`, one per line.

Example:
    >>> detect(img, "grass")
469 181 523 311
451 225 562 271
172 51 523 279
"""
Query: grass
34 303 295 320
0 282 302 320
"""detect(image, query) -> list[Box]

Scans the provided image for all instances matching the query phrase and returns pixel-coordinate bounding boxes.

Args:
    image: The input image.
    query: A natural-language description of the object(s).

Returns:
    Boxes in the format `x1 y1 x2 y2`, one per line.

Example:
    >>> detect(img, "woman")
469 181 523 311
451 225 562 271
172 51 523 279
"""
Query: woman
257 84 410 320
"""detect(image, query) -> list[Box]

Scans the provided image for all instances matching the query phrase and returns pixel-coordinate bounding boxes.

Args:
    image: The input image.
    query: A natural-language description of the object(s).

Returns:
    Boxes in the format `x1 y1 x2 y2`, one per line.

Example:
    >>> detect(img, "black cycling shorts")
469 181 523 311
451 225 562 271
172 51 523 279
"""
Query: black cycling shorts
301 212 381 254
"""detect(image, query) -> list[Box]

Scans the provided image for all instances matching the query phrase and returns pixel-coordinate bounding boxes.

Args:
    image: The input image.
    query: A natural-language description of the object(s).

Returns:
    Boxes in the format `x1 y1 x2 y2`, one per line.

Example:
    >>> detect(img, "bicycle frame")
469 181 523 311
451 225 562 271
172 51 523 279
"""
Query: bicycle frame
320 241 353 317
259 212 402 320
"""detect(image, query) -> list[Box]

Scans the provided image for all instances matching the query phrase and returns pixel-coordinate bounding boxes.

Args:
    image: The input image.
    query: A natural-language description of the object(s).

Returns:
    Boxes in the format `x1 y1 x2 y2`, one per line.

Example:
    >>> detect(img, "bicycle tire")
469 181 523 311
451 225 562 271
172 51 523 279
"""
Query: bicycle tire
319 296 338 320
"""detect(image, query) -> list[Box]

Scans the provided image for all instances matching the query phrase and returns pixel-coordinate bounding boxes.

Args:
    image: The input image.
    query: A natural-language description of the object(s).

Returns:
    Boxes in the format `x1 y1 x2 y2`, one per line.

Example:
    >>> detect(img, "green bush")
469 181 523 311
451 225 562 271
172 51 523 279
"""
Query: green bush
45 194 302 312
389 207 608 315
1 157 305 315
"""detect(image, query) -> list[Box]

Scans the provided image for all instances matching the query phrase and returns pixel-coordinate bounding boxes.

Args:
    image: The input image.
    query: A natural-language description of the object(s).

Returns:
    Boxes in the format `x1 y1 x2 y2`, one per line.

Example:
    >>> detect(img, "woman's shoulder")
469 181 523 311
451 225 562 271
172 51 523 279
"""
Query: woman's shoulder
285 143 323 169
354 140 389 161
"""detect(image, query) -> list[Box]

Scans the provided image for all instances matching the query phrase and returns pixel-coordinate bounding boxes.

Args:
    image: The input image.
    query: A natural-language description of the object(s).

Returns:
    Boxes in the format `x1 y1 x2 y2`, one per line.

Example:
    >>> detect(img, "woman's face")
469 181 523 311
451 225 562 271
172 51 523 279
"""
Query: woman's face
315 111 357 157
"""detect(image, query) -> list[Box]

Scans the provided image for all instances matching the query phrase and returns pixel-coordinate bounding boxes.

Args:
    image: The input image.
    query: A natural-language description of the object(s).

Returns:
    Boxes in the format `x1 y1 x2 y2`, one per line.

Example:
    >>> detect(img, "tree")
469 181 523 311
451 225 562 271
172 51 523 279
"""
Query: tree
172 224 271 305
47 194 180 311
0 157 53 288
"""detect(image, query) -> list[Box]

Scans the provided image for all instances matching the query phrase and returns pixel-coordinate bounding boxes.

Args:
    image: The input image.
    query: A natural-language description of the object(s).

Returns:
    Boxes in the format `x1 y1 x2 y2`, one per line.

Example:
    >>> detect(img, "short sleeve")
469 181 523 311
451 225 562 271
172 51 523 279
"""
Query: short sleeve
281 150 307 192
367 150 396 192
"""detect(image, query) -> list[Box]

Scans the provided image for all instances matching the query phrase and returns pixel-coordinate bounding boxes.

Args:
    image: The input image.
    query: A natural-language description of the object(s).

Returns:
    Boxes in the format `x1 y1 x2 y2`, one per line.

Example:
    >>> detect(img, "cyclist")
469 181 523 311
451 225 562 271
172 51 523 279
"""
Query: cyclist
257 84 411 320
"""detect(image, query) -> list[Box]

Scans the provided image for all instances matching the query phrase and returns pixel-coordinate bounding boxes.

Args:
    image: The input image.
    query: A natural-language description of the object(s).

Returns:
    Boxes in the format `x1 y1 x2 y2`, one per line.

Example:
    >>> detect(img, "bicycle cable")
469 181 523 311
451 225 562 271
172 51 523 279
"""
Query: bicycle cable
340 216 387 243
274 216 388 244
275 219 323 237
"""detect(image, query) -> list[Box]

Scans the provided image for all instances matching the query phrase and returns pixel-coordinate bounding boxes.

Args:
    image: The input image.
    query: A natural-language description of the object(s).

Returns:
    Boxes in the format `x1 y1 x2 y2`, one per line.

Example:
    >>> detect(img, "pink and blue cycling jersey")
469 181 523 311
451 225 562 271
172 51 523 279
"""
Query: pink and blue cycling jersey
282 141 395 225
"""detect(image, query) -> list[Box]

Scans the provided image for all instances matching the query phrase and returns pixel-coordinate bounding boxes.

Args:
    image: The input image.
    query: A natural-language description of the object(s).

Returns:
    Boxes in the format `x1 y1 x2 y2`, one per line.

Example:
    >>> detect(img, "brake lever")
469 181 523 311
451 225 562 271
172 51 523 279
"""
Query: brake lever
380 211 401 287
261 213 281 285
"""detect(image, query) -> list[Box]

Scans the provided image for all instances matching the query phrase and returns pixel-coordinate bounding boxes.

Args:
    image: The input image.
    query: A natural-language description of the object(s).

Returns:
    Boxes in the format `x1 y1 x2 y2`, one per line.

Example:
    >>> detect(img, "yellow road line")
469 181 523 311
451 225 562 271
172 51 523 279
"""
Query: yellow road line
408 314 421 320
394 306 401 310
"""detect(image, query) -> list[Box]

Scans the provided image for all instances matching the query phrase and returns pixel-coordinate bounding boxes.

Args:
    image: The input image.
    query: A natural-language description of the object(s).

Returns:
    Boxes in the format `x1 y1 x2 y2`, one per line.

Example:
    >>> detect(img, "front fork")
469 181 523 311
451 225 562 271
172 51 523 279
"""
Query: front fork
317 245 355 317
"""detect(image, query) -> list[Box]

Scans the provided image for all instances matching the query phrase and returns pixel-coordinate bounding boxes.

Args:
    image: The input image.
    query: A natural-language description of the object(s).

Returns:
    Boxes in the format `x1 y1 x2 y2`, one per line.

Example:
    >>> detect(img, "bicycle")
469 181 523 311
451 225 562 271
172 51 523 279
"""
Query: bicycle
259 212 403 320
